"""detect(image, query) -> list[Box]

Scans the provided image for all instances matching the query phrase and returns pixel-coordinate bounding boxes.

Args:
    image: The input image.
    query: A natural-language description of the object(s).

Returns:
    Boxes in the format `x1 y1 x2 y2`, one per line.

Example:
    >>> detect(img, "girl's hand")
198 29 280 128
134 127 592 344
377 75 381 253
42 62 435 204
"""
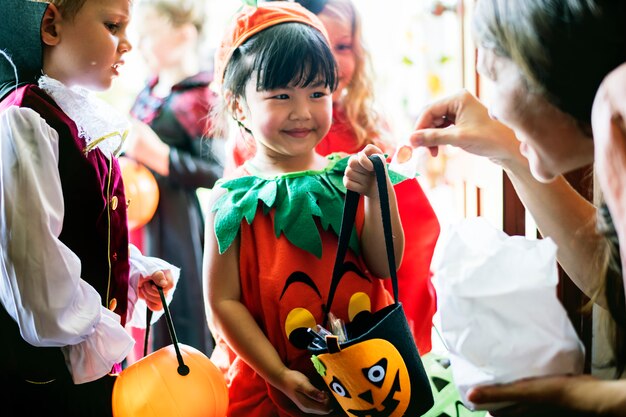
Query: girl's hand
467 374 625 417
343 144 387 198
138 269 174 311
410 89 520 167
277 369 333 415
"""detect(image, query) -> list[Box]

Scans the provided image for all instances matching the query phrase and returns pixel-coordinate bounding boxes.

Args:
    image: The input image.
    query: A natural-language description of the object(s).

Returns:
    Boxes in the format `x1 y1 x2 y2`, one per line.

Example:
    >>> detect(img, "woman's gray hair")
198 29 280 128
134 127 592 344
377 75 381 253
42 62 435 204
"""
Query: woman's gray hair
472 0 626 124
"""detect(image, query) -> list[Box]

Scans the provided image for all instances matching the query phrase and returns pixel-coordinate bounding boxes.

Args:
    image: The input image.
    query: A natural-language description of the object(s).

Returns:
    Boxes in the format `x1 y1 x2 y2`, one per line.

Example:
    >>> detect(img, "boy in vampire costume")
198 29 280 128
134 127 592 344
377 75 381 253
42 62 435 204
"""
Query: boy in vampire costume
0 1 179 415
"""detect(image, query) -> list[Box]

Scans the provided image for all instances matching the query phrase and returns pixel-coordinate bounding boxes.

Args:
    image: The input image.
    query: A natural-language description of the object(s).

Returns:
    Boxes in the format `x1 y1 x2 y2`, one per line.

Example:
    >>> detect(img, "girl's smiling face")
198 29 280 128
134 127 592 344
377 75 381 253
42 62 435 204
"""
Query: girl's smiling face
236 77 333 161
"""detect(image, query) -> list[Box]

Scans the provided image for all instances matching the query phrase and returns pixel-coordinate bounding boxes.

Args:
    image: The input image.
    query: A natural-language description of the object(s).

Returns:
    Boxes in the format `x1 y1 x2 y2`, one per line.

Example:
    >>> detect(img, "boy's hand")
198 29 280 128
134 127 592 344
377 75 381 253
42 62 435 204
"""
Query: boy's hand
138 269 174 311
343 144 386 198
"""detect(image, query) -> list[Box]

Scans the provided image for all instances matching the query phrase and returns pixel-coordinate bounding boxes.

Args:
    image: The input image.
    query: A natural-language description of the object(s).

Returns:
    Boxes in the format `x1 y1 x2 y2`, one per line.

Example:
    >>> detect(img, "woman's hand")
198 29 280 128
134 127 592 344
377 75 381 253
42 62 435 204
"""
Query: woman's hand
410 89 521 168
276 368 333 415
138 269 175 311
468 374 626 417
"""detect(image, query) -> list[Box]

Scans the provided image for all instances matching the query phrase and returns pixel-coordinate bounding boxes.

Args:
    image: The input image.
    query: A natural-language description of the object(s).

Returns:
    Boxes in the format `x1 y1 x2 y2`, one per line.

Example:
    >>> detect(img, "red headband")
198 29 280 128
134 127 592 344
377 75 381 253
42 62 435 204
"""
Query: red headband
213 2 330 88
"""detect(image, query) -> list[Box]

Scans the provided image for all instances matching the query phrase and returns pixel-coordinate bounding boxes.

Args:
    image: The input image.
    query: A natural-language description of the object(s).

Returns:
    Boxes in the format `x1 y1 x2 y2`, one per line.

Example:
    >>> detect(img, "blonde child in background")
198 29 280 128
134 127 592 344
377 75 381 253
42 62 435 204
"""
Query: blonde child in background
203 3 404 415
0 0 178 415
125 0 223 358
247 0 441 355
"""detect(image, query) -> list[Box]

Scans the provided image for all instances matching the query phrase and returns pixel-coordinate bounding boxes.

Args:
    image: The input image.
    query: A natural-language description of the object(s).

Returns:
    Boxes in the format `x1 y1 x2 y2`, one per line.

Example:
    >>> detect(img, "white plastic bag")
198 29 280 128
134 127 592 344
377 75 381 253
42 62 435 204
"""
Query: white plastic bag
432 217 585 411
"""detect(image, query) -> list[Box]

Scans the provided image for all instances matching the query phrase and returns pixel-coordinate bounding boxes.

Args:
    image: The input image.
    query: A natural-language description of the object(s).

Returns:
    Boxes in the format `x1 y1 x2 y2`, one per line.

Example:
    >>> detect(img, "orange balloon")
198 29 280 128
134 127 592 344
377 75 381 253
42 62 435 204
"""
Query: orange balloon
118 156 159 231
112 344 229 417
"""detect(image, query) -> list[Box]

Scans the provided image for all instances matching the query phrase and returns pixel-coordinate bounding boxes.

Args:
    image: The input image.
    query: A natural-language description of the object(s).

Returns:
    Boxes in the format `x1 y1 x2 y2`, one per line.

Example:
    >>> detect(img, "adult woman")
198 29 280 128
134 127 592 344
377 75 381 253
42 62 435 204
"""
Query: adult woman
411 0 626 415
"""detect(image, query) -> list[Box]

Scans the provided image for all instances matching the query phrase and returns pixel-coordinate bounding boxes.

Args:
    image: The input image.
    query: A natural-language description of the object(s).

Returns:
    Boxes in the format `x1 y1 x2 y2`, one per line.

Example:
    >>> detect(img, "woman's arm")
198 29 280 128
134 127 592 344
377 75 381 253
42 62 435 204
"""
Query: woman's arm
469 375 626 417
503 155 603 301
412 90 605 302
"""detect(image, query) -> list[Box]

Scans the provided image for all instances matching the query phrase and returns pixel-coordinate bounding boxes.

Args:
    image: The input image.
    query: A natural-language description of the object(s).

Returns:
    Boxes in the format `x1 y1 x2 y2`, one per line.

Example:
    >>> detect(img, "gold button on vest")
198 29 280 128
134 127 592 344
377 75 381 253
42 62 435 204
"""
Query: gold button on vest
111 195 119 211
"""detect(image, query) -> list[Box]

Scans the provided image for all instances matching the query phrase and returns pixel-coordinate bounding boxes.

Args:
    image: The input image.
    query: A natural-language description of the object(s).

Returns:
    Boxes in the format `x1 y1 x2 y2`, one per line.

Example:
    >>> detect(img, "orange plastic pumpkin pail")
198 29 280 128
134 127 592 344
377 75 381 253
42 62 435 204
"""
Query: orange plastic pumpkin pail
118 156 159 231
112 343 228 417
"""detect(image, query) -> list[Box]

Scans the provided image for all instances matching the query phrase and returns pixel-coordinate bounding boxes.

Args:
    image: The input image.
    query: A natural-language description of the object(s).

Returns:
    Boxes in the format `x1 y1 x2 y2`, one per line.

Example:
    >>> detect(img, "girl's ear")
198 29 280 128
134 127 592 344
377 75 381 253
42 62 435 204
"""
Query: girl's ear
225 91 247 123
225 90 251 133
41 3 62 46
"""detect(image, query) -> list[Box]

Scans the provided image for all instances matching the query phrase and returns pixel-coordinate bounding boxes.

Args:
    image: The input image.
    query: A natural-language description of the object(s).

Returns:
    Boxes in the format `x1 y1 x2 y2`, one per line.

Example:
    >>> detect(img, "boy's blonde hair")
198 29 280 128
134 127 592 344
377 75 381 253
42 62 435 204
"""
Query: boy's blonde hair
319 0 390 150
43 0 88 19
140 0 205 34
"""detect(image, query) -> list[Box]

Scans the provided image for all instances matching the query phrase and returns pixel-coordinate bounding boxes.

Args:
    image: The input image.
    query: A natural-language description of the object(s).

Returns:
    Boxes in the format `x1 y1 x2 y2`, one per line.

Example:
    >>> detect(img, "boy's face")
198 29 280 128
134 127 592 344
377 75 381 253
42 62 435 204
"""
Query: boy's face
43 0 132 91
134 6 193 74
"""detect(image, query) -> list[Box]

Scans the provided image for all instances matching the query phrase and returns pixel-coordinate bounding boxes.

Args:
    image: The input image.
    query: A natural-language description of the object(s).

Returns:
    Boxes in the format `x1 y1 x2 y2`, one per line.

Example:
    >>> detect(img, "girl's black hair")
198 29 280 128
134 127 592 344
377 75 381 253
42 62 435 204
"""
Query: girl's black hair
265 0 329 15
223 22 337 99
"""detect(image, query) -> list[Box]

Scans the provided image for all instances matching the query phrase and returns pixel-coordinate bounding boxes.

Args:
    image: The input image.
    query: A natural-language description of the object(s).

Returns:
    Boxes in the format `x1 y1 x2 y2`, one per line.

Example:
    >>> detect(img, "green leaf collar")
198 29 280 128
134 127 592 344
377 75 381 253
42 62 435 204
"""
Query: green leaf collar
212 154 407 258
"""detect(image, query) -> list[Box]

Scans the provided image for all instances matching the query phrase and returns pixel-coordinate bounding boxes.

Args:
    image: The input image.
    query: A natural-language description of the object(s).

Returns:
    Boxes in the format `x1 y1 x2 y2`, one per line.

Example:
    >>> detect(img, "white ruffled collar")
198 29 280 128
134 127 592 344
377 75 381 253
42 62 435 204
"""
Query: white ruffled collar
38 75 129 156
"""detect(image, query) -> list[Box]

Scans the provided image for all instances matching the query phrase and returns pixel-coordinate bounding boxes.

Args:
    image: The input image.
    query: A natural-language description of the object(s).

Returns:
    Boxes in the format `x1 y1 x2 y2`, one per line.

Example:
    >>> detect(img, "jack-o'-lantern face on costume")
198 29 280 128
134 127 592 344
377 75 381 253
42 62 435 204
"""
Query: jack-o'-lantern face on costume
281 261 373 350
314 339 411 417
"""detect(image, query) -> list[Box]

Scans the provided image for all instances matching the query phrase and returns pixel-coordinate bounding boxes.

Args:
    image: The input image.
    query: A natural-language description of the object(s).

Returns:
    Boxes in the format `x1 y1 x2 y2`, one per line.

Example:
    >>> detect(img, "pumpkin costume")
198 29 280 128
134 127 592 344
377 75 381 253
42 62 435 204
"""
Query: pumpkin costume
228 108 440 354
222 0 440 356
211 154 406 417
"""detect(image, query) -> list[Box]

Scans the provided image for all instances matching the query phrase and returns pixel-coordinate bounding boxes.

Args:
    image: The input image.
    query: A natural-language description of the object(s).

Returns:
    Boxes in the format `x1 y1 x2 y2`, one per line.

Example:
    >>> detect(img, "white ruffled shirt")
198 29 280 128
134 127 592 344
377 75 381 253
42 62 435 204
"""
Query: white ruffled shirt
0 76 179 384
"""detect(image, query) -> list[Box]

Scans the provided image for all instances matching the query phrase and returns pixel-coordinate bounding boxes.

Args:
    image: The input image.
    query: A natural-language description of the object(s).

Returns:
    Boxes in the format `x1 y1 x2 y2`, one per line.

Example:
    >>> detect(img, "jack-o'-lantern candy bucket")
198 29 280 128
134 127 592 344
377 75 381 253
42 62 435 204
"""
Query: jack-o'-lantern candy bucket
309 156 434 417
309 303 433 417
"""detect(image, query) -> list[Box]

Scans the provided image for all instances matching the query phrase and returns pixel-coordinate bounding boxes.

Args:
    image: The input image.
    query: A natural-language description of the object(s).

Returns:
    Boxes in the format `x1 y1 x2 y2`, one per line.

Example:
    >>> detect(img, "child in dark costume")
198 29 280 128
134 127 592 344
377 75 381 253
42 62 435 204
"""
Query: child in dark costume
126 0 223 357
0 1 178 415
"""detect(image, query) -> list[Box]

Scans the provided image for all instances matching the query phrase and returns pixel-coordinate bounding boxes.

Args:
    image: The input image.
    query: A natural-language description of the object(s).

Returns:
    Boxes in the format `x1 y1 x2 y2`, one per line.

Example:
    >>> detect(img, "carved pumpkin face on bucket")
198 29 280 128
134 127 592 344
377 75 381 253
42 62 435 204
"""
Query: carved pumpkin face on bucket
314 338 411 417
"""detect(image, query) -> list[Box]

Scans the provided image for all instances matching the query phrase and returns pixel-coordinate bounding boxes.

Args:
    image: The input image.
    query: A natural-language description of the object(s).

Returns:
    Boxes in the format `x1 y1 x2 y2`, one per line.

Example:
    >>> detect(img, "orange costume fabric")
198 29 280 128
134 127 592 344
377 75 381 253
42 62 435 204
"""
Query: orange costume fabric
211 156 394 417
227 109 440 354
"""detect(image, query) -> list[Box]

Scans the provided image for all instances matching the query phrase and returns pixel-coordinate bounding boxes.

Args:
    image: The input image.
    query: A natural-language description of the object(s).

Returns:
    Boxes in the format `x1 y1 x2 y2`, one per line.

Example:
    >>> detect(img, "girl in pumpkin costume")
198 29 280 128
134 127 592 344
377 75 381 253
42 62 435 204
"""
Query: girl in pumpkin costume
229 0 440 355
203 3 405 416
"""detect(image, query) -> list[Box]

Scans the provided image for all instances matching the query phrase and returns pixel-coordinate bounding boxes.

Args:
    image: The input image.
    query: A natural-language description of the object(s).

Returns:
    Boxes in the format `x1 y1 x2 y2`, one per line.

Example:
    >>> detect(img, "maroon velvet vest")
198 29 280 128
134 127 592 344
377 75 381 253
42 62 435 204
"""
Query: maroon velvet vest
0 84 130 381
